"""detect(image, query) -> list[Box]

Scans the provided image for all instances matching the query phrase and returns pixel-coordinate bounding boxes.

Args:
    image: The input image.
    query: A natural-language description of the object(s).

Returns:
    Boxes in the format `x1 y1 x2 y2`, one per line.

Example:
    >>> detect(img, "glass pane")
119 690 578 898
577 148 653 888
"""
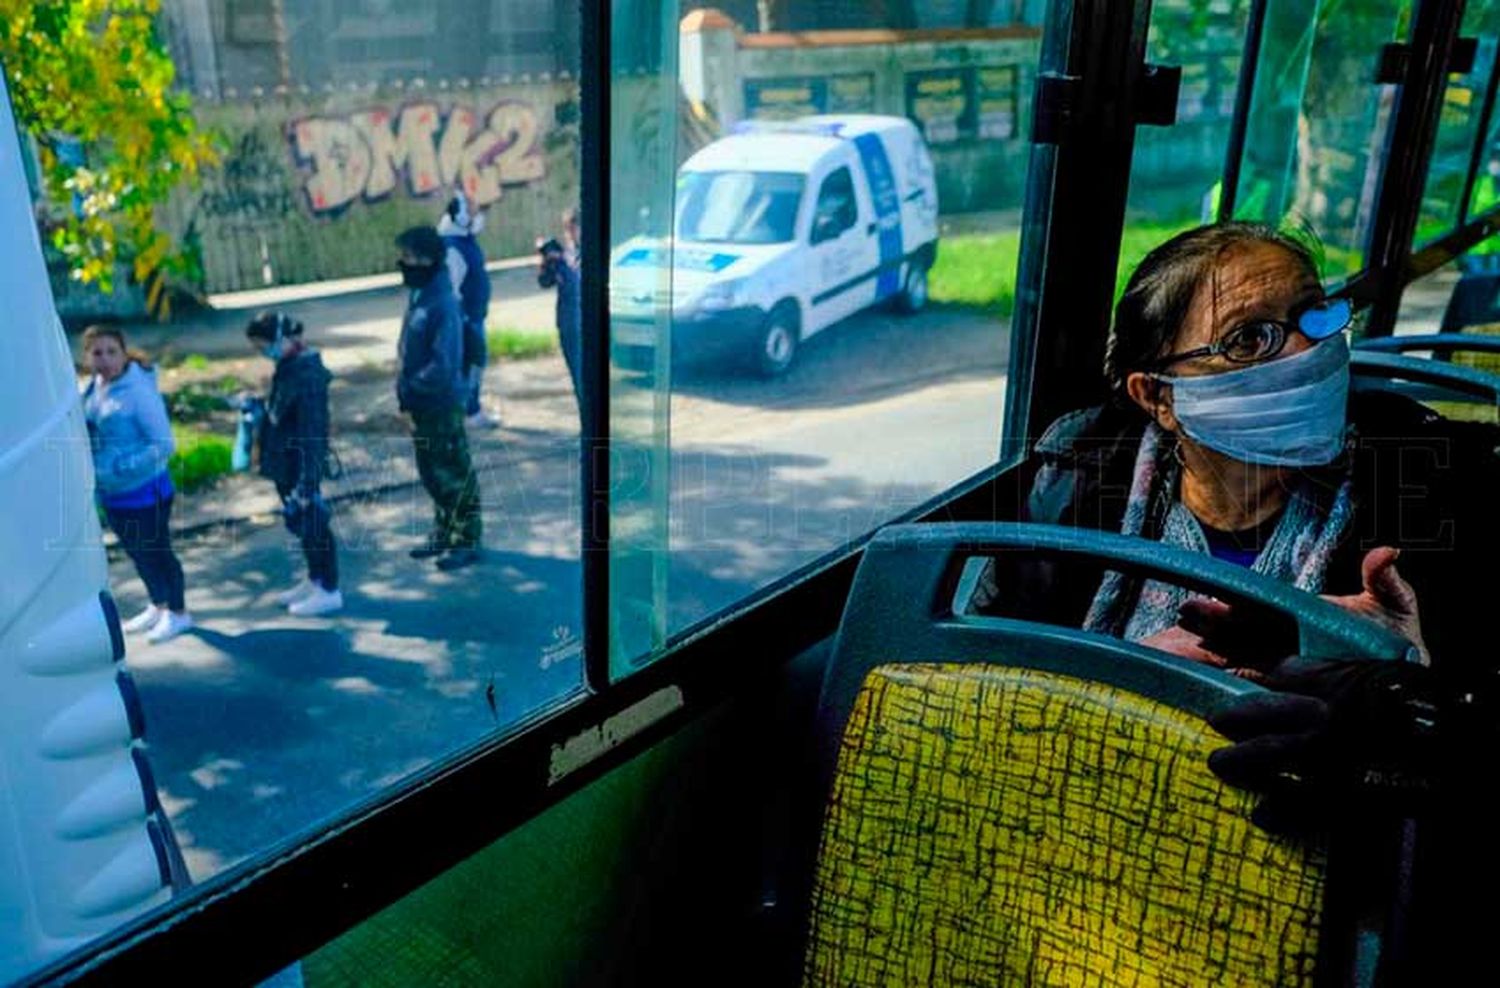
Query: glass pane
1118 0 1253 298
608 4 1039 675
8 2 585 979
1231 0 1413 280
1387 250 1500 424
1415 1 1500 246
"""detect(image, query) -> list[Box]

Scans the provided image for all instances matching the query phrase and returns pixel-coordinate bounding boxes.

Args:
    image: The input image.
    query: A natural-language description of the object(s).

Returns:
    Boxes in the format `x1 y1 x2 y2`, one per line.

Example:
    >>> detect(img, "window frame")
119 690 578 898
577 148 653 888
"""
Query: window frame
811 165 858 242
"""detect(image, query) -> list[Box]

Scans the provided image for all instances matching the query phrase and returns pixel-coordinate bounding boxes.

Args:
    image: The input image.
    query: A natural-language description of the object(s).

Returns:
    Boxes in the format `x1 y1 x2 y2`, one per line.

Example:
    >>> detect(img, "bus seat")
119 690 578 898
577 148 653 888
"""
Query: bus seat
1353 333 1500 357
803 523 1415 988
1350 349 1500 407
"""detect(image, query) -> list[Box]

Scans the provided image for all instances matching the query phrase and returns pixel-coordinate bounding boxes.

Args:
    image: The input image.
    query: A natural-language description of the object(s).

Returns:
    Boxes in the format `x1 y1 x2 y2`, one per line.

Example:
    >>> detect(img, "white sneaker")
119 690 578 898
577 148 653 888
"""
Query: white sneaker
466 410 500 430
275 578 319 607
146 611 194 645
288 587 343 617
122 605 163 635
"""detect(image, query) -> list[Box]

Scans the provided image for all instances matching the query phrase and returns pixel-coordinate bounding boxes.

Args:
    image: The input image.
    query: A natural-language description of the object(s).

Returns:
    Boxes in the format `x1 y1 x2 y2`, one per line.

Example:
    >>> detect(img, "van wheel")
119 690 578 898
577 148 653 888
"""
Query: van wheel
897 262 929 314
755 310 799 378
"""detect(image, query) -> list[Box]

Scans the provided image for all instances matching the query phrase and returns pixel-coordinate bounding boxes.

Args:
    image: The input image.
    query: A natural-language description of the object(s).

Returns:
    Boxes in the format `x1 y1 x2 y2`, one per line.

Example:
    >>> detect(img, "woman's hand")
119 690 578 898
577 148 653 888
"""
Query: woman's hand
1321 547 1429 666
1138 622 1231 667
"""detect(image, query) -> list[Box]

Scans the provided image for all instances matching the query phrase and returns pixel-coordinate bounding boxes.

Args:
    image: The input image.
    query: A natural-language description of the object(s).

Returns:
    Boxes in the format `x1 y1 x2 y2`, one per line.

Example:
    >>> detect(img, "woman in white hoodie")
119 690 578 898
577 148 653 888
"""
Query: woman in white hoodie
81 326 192 644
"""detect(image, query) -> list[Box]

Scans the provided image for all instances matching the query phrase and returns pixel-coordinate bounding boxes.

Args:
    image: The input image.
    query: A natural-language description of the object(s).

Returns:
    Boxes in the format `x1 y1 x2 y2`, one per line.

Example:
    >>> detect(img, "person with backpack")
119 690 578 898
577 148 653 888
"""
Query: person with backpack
244 312 343 615
81 325 193 644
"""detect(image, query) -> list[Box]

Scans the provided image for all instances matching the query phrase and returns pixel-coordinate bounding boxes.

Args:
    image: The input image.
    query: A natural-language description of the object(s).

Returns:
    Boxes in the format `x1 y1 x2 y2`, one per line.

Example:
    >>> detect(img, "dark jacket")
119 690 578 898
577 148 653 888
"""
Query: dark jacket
979 391 1500 679
258 349 332 496
397 273 466 413
443 233 490 368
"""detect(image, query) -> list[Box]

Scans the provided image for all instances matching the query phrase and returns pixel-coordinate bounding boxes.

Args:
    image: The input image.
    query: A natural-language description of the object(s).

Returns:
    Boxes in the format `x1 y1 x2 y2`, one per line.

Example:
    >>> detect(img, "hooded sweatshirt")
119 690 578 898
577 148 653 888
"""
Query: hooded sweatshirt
81 361 176 508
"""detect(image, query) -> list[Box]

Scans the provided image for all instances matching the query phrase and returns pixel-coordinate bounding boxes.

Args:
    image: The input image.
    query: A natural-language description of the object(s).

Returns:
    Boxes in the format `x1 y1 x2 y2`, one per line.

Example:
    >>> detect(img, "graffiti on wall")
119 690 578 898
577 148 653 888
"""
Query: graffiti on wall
289 100 547 215
200 131 298 220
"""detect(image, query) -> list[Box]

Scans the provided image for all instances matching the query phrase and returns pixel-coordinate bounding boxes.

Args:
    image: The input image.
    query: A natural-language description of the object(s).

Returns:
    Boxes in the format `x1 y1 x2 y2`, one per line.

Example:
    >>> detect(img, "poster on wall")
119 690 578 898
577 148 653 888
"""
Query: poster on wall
743 74 875 120
828 74 876 114
744 77 828 120
905 68 971 145
974 66 1018 140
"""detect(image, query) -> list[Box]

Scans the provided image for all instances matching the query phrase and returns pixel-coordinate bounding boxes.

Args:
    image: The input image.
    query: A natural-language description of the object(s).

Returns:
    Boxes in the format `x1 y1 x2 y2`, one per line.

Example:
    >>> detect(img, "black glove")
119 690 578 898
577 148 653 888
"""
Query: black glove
1207 658 1444 835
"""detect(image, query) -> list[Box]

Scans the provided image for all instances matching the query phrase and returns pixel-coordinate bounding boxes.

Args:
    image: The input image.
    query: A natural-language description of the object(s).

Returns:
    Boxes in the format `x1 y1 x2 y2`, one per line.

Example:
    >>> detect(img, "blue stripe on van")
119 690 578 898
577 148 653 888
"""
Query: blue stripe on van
852 133 904 299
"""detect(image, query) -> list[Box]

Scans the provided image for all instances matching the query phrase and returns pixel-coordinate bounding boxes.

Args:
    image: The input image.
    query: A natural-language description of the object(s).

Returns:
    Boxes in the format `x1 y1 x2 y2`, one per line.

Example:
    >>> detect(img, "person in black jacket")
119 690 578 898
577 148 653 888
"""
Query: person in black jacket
246 312 343 616
973 221 1500 680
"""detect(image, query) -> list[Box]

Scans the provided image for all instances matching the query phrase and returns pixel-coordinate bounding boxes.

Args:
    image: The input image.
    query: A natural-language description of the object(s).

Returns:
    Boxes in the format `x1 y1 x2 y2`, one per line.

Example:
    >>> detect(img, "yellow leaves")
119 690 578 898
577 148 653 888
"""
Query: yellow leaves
6 0 216 305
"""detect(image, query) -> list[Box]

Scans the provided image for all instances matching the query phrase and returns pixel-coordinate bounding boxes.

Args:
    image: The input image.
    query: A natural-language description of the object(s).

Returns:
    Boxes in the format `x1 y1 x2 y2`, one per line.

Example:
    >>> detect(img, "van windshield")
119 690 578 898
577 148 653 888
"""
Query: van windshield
675 171 804 244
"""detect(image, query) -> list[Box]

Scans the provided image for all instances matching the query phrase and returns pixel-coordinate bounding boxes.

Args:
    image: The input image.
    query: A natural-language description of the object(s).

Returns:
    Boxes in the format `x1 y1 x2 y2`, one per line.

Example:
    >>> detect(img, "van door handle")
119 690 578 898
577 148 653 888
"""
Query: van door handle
866 222 878 236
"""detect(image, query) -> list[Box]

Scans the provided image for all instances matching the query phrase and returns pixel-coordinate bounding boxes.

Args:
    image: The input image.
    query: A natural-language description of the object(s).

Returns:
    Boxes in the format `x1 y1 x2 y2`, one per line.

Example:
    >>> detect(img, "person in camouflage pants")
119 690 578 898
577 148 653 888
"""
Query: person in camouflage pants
411 405 482 551
395 226 483 570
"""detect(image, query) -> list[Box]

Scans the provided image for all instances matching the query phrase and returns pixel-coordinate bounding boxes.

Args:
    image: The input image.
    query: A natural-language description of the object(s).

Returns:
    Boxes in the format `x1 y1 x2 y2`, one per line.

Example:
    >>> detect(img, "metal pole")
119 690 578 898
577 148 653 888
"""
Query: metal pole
1217 0 1269 221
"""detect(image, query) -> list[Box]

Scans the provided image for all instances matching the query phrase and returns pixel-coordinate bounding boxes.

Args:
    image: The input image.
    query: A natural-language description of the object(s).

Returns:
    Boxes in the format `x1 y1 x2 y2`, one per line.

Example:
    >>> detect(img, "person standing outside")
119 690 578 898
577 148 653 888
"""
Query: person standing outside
538 207 583 411
439 190 497 429
80 326 193 643
395 226 483 571
244 312 342 616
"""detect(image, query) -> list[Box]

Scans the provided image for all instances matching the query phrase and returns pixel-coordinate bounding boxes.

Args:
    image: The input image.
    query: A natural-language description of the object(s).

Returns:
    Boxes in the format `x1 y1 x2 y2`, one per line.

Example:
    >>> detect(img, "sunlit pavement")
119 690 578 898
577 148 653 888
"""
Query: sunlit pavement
112 293 1009 881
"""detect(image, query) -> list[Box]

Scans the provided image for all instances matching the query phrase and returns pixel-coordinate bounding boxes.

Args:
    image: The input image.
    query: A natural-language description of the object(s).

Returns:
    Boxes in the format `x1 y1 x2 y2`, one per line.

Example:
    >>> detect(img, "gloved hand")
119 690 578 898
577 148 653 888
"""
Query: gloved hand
1207 657 1444 835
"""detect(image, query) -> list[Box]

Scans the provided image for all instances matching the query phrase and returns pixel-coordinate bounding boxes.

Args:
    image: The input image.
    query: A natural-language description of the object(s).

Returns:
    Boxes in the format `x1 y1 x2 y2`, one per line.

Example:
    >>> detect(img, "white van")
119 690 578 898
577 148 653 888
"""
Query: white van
610 114 940 376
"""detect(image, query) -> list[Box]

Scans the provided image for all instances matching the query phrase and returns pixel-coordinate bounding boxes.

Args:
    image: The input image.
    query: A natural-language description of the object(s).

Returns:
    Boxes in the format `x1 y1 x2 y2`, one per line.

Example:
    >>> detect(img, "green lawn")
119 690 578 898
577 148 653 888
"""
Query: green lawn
927 221 1203 316
487 326 559 361
169 425 233 492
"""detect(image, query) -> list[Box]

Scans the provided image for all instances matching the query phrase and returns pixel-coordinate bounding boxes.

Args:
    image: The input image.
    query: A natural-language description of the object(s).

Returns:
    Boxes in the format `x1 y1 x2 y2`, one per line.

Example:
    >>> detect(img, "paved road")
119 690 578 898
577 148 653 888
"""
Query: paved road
110 291 1008 880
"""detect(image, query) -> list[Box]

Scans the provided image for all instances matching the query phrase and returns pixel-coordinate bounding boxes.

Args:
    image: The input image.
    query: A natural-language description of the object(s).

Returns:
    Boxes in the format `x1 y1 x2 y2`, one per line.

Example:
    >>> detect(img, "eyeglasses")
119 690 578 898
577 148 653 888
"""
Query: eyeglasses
1150 296 1352 371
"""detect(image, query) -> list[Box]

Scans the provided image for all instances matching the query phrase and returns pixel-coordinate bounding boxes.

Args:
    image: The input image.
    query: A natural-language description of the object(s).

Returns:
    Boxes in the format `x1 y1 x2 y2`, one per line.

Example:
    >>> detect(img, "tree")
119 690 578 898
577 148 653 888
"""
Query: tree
0 0 217 308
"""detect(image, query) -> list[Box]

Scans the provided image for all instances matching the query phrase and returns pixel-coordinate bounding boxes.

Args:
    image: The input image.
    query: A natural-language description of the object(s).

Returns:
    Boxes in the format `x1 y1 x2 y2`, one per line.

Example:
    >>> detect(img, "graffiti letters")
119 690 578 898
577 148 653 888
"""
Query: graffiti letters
200 131 297 220
289 100 547 215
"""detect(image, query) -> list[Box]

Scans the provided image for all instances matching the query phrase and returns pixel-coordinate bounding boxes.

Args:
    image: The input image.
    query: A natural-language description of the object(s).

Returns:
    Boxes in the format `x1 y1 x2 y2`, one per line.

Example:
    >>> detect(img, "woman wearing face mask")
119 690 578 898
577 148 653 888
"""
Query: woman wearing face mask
80 325 193 644
244 311 342 616
974 222 1500 676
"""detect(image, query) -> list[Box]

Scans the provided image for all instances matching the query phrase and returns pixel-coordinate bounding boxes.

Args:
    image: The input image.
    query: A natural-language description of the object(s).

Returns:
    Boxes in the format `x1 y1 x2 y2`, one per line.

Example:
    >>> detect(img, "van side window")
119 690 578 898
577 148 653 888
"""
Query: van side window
813 167 857 242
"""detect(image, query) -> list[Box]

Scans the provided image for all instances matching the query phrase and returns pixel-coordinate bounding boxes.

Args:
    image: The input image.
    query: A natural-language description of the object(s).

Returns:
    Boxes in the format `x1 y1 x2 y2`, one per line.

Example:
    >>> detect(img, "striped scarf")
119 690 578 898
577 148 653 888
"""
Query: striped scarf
1082 423 1354 642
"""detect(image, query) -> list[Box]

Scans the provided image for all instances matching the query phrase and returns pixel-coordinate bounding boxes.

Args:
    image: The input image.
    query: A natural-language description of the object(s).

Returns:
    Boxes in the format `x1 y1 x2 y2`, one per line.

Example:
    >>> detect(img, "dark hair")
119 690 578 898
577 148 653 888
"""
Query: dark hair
80 324 152 370
245 311 304 342
1104 221 1322 397
395 225 445 264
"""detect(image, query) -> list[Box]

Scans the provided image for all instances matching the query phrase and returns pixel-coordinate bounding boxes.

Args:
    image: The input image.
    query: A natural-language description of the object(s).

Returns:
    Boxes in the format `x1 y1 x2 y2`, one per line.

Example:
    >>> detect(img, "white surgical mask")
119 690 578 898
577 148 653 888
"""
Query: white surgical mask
1160 334 1350 467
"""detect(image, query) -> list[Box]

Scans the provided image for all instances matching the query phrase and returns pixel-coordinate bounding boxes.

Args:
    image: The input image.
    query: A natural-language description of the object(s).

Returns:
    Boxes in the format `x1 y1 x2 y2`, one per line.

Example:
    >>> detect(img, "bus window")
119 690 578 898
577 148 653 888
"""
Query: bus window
1116 0 1254 298
606 1 1038 675
5 1 587 974
1227 0 1413 280
1415 3 1500 246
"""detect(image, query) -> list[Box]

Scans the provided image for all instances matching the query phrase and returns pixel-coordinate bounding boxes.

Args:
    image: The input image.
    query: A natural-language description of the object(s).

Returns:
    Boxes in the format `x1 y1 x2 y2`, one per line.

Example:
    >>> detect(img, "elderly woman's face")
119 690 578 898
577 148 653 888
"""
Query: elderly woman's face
1164 242 1322 377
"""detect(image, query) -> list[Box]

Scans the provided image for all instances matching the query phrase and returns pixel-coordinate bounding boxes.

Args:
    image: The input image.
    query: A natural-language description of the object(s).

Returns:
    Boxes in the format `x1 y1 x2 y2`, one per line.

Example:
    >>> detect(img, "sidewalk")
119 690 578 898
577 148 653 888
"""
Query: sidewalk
148 353 581 541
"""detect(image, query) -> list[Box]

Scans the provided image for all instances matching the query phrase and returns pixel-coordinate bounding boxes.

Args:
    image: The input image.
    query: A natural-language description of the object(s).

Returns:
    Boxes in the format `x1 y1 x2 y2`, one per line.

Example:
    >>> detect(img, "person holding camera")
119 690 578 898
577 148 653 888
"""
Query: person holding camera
538 207 582 411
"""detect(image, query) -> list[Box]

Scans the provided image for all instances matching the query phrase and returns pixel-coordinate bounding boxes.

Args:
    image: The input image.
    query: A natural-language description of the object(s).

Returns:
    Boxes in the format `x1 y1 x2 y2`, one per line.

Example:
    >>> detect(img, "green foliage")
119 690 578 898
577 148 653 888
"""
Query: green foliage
487 326 559 361
1 0 219 296
164 374 244 422
168 425 231 492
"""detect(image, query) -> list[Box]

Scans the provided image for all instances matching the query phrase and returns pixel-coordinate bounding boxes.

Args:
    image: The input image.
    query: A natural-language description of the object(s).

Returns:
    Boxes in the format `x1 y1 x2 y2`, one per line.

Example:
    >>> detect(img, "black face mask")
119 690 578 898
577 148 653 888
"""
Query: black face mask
399 260 437 288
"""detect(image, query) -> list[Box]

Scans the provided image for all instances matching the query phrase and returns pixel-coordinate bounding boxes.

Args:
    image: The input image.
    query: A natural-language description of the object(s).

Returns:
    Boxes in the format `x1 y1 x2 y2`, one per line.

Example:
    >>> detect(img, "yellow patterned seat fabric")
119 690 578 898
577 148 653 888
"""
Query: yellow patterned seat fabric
805 664 1325 987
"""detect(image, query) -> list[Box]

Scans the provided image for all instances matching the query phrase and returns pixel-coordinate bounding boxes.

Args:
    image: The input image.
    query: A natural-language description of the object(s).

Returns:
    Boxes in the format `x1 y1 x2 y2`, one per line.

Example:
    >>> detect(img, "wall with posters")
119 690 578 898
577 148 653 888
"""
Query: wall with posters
679 17 1042 214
